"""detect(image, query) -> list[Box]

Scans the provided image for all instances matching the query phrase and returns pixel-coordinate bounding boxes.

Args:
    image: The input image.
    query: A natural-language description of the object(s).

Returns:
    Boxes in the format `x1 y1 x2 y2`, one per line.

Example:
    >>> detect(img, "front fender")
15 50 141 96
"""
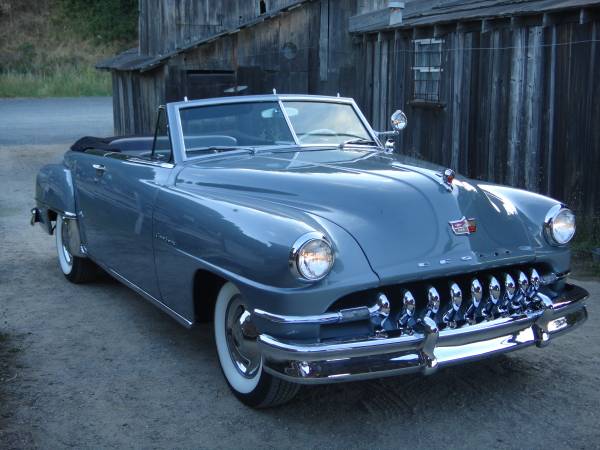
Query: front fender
477 183 571 273
153 185 380 324
35 162 76 234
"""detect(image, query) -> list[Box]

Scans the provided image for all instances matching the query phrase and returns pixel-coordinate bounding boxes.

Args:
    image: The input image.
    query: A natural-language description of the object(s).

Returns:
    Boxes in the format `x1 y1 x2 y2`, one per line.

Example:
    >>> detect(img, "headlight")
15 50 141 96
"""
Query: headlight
544 205 576 245
290 232 334 281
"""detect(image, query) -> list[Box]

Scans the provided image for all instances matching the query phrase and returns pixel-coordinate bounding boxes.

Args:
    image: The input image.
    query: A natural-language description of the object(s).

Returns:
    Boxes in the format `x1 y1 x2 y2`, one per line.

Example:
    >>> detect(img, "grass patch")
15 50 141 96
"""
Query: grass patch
0 66 111 97
0 0 134 98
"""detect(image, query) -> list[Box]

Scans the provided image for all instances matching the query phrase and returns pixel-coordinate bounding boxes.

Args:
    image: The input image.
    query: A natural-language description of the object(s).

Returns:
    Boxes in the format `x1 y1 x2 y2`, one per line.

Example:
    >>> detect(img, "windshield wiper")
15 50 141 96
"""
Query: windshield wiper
339 138 379 148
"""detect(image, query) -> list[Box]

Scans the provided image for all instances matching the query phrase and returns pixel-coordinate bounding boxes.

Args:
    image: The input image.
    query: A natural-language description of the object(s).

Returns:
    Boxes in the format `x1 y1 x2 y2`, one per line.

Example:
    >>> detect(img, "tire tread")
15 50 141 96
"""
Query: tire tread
257 377 300 408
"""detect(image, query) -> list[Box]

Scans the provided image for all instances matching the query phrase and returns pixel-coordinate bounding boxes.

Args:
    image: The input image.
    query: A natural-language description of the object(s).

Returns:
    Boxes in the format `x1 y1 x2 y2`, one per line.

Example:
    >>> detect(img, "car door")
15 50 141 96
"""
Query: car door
73 110 174 301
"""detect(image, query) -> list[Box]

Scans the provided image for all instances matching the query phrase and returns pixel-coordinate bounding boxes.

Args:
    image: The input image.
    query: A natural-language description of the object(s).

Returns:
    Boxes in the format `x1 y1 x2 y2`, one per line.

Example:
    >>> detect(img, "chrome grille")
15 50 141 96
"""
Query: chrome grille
382 266 546 333
325 265 555 337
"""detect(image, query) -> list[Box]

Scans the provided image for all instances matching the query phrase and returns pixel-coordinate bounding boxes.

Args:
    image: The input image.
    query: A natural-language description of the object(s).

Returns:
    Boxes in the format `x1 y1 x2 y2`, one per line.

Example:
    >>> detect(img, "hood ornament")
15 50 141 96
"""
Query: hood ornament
435 168 455 191
443 168 455 185
449 217 477 235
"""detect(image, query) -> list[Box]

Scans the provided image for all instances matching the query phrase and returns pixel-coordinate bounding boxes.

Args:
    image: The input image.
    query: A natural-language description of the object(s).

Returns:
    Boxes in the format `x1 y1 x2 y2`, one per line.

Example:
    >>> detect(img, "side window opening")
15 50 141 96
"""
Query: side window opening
412 38 443 103
151 107 172 162
259 0 267 15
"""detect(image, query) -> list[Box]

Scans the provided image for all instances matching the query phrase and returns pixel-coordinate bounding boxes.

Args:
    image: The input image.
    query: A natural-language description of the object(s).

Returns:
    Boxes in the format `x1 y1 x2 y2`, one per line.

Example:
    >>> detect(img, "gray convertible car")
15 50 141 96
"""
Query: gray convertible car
32 94 588 407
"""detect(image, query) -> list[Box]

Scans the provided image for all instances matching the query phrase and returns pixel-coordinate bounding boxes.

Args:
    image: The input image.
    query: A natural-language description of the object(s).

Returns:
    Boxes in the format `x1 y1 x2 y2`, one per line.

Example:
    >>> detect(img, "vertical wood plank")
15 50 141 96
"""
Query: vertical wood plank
380 36 389 129
451 31 463 170
507 27 526 187
373 33 382 128
319 0 329 81
524 26 544 192
544 25 558 194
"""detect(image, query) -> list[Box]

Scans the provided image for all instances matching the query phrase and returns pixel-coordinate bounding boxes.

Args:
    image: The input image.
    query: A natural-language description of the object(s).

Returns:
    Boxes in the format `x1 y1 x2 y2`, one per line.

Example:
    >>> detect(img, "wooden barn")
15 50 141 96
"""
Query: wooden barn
98 0 600 231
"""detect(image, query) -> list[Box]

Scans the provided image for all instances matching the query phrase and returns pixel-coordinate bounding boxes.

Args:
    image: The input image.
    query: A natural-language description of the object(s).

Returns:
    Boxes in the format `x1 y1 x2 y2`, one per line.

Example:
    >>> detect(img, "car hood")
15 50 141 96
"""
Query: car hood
179 148 536 283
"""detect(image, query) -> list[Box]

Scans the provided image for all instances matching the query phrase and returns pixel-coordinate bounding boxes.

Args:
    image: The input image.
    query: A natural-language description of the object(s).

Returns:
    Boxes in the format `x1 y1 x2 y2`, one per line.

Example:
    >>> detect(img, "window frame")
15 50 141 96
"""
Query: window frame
149 105 174 163
412 38 444 105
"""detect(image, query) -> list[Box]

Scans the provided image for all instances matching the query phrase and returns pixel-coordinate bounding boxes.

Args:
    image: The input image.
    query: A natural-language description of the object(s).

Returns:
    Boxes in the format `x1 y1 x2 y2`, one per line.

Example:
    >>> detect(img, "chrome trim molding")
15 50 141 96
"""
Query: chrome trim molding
95 259 193 328
257 284 588 384
254 294 389 325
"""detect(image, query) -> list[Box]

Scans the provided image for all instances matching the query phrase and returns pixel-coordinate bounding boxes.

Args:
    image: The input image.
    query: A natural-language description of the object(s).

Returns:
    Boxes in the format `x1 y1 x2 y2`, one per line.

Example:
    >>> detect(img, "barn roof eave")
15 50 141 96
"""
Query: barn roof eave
96 0 315 73
351 0 600 33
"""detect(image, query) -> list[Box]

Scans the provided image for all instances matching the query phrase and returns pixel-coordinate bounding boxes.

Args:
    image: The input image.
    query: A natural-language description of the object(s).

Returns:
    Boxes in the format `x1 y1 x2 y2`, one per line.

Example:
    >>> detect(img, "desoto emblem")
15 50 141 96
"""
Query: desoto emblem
449 217 477 235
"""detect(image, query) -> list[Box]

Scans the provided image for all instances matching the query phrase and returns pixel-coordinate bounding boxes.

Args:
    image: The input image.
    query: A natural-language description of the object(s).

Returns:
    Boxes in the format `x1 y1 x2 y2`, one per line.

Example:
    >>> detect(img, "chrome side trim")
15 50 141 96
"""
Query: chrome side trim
254 309 344 325
254 296 388 325
94 258 193 328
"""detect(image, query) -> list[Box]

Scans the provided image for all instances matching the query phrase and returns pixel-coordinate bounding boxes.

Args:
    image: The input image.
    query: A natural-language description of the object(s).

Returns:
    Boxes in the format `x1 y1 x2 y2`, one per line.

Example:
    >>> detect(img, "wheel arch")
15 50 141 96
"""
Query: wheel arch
193 268 228 323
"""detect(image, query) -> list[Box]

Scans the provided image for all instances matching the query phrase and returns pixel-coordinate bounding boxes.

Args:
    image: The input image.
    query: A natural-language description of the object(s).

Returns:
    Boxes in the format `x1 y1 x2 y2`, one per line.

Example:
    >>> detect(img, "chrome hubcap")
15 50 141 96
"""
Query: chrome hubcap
225 295 260 378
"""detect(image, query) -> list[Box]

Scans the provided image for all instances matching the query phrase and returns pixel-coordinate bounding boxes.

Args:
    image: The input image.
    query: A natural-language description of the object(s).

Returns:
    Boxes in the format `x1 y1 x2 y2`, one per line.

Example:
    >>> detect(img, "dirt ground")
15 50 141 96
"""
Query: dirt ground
0 100 599 449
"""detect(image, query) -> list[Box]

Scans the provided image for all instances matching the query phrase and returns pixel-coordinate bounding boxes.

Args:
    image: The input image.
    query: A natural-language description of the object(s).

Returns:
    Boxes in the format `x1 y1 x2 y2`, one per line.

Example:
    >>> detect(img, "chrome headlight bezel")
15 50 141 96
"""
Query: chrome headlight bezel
289 232 335 282
544 205 576 246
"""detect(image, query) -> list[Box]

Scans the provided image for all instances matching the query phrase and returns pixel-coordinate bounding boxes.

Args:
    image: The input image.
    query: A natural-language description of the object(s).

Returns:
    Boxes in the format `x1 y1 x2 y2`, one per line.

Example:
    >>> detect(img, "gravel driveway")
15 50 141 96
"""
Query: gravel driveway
0 98 598 449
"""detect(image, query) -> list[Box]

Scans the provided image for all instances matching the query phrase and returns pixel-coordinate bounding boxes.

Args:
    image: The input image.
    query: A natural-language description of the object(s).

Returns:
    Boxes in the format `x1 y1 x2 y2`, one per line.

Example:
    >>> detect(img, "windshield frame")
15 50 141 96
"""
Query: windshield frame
166 94 382 162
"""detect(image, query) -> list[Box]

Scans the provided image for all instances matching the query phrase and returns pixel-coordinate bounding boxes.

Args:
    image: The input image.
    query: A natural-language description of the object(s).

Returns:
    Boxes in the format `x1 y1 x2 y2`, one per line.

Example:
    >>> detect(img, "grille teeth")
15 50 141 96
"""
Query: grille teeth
504 273 516 299
489 276 501 303
449 283 462 310
517 271 529 294
471 278 483 306
427 286 440 313
443 283 463 328
530 269 541 294
402 290 416 315
398 290 417 330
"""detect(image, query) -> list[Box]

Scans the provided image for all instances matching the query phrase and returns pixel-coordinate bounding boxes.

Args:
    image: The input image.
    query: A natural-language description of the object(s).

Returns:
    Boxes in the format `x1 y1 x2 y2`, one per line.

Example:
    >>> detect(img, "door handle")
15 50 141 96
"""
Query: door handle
92 163 106 180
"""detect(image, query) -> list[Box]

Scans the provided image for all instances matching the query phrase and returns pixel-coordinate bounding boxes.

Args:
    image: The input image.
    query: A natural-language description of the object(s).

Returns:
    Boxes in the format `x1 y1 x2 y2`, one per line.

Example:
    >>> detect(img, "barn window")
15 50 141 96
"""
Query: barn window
259 0 267 15
412 38 443 103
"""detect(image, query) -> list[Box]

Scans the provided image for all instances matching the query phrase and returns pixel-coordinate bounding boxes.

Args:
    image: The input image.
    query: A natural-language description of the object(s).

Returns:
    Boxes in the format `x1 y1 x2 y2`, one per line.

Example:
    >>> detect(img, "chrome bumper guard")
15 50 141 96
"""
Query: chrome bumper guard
256 284 588 384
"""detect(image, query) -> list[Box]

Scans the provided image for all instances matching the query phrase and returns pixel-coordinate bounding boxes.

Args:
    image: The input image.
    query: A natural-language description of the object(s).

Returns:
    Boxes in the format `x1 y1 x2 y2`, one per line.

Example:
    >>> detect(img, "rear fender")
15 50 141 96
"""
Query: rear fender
36 163 76 218
34 163 85 257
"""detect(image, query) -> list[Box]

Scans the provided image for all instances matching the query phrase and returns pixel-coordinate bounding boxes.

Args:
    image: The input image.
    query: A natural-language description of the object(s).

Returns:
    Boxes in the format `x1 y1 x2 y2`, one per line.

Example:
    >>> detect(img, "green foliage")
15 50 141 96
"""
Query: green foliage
53 0 138 44
0 66 111 97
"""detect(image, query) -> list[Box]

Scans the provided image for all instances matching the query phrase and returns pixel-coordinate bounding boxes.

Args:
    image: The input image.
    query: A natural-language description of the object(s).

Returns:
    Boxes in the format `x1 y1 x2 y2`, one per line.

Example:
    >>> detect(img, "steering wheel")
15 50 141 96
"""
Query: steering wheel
298 128 338 144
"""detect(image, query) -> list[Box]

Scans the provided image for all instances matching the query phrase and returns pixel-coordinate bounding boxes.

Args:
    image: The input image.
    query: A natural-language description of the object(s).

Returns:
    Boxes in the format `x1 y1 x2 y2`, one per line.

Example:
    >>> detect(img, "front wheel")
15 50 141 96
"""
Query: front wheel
214 282 299 408
55 215 97 283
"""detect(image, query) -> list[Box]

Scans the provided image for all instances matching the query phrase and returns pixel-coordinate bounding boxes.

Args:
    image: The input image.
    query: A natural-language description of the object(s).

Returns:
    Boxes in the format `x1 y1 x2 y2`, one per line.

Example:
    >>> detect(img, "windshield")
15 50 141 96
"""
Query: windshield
178 99 374 157
179 101 295 156
282 101 371 145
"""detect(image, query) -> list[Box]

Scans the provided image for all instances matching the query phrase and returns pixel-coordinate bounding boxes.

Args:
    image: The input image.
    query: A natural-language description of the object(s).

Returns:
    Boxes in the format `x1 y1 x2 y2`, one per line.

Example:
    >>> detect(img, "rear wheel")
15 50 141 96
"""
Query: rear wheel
55 215 97 283
214 282 299 408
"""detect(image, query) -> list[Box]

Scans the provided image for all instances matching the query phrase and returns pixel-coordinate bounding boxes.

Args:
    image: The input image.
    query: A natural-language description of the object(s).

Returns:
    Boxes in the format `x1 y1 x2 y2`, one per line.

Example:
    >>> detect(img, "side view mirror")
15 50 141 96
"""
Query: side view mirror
376 109 408 140
391 110 407 131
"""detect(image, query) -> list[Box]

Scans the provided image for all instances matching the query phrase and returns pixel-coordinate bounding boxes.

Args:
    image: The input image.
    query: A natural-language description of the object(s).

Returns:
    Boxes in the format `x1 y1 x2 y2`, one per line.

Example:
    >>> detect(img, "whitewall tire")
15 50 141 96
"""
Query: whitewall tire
55 215 97 283
214 282 299 408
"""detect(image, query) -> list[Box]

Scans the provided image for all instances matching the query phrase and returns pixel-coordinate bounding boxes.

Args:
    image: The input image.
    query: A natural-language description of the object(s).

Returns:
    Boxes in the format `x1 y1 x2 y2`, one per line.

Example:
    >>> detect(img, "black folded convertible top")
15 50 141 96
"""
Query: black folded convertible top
70 136 122 152
71 135 156 153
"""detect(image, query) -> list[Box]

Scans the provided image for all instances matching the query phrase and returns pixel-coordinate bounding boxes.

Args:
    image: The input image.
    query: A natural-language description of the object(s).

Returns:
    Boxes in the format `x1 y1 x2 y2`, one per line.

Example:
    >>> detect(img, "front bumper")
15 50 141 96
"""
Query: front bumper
257 284 588 384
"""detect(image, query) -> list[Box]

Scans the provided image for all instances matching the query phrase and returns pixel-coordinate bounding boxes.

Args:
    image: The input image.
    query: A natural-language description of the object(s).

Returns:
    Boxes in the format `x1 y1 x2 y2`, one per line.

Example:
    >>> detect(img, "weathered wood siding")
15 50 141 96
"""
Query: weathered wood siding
361 16 600 222
112 67 166 135
122 0 362 133
112 1 599 226
139 0 302 56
